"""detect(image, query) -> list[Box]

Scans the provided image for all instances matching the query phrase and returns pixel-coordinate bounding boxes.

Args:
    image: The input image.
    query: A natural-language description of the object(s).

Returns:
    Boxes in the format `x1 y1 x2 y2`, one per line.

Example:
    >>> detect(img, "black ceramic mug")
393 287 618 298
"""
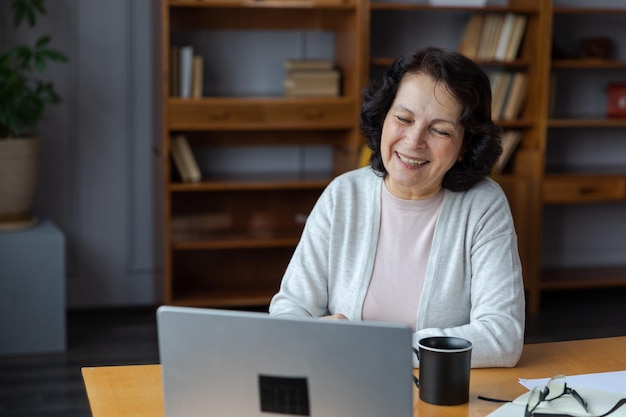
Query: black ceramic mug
416 336 473 406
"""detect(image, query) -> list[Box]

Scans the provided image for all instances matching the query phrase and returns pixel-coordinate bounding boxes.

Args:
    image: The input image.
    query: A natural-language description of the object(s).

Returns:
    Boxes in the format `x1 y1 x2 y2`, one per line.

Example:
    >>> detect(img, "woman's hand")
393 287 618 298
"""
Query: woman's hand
322 313 348 320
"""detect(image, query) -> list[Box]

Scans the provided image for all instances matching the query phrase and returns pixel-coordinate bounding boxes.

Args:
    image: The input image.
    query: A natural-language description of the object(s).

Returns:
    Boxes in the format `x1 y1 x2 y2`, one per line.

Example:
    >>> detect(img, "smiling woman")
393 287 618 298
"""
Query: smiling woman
269 47 525 369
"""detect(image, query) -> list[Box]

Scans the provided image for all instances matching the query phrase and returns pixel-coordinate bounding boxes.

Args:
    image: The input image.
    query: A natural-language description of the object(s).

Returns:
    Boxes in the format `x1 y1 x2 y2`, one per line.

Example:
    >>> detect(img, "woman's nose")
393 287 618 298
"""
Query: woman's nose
404 127 427 149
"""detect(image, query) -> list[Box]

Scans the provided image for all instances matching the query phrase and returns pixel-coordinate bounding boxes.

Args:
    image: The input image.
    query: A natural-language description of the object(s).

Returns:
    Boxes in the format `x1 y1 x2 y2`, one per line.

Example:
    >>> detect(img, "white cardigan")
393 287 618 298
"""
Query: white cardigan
269 167 525 368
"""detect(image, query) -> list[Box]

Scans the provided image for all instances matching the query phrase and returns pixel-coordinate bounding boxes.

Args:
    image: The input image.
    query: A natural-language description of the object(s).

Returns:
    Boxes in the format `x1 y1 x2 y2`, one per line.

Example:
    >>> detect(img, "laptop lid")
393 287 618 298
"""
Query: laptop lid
157 306 414 417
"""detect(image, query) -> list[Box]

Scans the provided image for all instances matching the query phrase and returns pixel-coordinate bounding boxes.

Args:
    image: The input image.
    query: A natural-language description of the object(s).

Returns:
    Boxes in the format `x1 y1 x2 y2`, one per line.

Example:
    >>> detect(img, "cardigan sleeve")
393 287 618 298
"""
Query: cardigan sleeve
414 179 525 368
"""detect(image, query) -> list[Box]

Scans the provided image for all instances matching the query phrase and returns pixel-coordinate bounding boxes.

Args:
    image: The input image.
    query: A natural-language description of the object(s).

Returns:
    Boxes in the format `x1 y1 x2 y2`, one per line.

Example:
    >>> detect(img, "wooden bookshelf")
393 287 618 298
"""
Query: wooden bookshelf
160 0 367 306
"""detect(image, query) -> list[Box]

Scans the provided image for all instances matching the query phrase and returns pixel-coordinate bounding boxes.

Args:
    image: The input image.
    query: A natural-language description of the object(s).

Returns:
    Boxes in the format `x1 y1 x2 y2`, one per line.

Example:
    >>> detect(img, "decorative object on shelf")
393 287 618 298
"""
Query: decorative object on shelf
606 83 626 118
579 37 614 60
0 0 68 230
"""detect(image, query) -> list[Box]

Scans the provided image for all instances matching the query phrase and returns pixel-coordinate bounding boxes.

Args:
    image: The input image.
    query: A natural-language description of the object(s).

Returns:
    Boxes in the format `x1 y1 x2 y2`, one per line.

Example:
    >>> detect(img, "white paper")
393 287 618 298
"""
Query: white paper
520 370 626 395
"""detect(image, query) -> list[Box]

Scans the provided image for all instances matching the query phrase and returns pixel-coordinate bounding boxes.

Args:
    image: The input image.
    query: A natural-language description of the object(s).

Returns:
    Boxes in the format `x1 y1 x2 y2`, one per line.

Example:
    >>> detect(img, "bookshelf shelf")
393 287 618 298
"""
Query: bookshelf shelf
552 59 626 69
169 175 330 192
369 3 538 13
169 0 357 10
553 7 626 15
548 118 626 128
541 266 626 290
168 98 357 130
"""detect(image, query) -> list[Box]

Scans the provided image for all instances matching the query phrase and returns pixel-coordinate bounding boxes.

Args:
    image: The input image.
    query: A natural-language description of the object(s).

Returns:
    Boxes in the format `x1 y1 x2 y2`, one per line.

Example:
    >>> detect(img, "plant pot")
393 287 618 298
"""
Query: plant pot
0 137 40 230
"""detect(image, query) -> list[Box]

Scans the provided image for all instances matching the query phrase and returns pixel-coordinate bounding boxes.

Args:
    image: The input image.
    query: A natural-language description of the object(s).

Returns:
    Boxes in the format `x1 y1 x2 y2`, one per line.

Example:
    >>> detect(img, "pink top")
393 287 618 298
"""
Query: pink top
362 182 443 331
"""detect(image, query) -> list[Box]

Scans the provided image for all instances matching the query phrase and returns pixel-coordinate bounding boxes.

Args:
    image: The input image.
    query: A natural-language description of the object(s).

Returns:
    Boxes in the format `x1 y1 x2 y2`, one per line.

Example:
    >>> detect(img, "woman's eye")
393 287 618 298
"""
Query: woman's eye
395 115 410 124
432 128 451 137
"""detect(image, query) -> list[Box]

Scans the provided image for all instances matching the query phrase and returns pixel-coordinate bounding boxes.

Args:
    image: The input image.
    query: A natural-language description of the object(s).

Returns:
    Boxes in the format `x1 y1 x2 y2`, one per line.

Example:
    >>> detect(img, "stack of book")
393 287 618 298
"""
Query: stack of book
170 45 203 99
283 60 340 97
459 13 527 62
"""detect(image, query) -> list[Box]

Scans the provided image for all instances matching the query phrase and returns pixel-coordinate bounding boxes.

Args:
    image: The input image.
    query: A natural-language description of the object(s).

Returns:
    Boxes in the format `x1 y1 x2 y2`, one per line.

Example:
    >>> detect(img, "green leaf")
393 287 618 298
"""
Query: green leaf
35 35 51 49
11 0 48 28
42 49 68 63
3 0 65 137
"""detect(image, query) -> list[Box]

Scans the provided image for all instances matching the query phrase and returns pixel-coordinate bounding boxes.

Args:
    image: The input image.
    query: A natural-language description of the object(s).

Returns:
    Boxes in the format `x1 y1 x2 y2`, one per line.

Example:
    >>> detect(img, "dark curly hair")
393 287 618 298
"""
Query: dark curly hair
360 47 503 192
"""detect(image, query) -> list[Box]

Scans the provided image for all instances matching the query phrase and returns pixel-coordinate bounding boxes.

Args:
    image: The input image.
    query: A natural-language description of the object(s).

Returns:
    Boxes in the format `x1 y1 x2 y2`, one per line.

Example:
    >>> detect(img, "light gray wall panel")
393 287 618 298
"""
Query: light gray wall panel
2 0 160 307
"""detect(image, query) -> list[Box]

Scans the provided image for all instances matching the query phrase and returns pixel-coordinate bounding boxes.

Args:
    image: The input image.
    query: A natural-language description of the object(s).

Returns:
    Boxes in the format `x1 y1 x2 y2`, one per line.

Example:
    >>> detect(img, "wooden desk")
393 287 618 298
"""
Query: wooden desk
82 336 626 417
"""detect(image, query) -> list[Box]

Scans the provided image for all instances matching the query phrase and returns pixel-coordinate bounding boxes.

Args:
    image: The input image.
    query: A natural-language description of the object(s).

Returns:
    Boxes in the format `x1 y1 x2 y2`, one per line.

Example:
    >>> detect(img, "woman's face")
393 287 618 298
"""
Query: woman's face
381 72 465 200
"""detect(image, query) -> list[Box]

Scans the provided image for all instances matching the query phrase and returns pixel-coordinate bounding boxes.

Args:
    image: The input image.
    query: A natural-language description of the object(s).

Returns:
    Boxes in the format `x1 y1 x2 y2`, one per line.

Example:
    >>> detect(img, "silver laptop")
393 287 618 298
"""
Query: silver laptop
157 306 414 417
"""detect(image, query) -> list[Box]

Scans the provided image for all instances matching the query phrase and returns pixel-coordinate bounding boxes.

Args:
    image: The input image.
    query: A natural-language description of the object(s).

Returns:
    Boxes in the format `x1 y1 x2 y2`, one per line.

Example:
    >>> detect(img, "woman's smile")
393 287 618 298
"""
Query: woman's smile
396 151 429 168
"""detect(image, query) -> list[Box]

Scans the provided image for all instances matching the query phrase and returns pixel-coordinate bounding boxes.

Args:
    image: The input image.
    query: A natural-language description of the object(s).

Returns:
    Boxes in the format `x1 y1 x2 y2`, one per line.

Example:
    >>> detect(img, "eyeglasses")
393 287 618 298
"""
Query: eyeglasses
525 374 588 417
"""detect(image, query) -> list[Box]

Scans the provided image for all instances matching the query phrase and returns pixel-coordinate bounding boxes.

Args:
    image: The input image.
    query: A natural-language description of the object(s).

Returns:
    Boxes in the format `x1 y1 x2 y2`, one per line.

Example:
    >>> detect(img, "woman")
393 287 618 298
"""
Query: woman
269 47 525 368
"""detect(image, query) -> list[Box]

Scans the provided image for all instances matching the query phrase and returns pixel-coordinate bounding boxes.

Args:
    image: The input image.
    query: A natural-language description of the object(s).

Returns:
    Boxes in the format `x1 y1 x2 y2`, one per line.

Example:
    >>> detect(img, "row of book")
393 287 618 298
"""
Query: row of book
459 13 527 62
170 46 203 98
489 71 528 121
283 59 340 97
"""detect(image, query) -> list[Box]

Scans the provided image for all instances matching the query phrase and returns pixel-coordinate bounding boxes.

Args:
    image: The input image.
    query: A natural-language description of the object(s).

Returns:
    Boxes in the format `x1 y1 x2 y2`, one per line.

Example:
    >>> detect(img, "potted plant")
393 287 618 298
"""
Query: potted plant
0 0 67 229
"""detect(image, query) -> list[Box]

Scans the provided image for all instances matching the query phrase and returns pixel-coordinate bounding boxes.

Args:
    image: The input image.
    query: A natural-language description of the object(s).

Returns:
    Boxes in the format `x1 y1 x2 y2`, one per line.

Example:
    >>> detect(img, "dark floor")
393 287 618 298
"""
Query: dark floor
1 288 625 417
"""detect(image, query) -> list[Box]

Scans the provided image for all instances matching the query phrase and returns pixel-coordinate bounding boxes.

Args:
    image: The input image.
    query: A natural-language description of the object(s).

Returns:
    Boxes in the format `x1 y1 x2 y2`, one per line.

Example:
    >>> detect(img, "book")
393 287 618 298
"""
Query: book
458 14 485 60
494 13 517 61
502 72 528 120
489 71 513 120
477 14 504 60
191 55 203 99
504 14 527 61
486 14 506 60
179 46 193 99
284 59 334 71
493 130 522 174
283 69 340 97
170 135 201 183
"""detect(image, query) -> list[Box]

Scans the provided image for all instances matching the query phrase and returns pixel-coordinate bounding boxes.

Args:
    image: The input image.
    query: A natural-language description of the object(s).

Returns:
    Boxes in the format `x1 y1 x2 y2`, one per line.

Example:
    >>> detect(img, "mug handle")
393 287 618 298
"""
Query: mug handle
412 348 420 388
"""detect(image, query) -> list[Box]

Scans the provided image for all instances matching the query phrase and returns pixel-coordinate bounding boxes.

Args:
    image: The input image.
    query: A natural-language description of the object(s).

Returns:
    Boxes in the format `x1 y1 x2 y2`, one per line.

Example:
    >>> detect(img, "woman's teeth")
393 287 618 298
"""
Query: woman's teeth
398 154 427 166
